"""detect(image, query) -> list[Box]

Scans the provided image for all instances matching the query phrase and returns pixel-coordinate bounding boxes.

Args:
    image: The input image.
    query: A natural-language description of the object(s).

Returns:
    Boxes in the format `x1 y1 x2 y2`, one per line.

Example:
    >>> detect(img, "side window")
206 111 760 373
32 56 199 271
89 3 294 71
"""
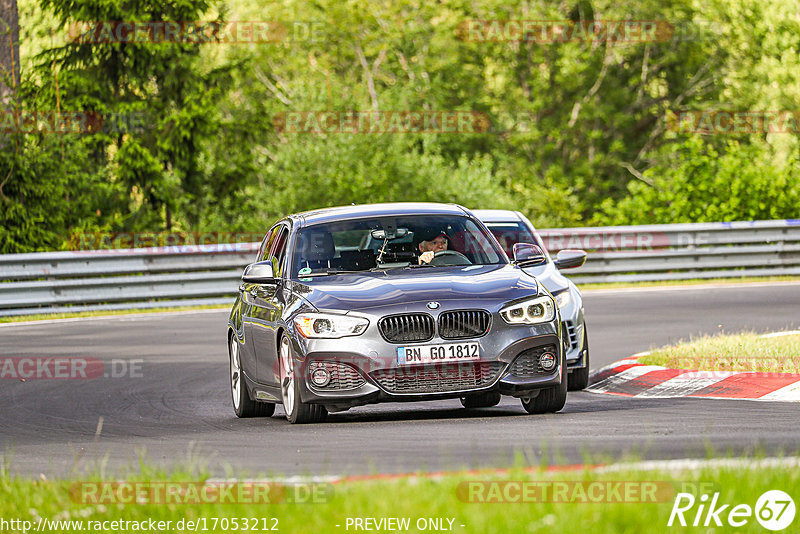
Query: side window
256 233 270 262
258 227 279 262
267 226 289 277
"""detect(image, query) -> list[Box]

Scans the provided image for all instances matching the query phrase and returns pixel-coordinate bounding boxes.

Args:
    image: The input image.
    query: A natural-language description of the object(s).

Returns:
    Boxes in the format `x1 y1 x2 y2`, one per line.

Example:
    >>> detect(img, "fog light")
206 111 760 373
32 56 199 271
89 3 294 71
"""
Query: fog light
539 352 557 371
311 367 331 387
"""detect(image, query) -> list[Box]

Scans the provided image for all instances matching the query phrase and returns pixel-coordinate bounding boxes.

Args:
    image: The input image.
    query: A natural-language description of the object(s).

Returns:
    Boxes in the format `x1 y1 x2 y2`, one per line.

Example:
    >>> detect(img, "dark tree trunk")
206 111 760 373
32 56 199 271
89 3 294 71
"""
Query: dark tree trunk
0 0 20 106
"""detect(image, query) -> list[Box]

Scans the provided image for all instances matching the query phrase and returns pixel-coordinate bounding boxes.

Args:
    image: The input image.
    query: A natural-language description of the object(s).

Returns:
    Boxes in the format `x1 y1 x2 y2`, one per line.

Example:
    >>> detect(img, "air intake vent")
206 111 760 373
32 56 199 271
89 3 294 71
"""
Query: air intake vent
438 310 491 339
563 321 579 350
371 361 504 394
508 345 559 378
307 360 365 390
379 313 435 343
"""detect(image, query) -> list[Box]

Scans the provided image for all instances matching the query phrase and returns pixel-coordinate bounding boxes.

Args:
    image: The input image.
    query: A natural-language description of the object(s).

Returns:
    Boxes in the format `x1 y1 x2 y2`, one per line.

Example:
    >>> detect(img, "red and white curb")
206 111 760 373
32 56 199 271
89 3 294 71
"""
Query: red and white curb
587 332 800 402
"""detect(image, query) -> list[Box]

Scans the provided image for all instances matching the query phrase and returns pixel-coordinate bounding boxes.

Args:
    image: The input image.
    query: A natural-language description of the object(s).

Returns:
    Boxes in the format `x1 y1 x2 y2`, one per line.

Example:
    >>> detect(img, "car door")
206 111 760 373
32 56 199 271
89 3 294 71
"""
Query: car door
251 224 290 386
240 228 279 383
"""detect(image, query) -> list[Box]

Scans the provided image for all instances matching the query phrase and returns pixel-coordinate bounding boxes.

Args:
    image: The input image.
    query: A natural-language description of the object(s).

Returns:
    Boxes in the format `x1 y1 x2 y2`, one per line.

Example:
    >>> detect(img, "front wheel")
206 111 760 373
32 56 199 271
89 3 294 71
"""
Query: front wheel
279 336 327 424
568 325 590 391
521 353 568 414
230 334 275 418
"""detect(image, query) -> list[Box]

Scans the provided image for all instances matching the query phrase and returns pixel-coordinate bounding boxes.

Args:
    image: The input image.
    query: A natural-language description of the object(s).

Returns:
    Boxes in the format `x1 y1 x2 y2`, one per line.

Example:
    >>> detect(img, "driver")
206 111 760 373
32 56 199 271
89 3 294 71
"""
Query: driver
418 231 449 264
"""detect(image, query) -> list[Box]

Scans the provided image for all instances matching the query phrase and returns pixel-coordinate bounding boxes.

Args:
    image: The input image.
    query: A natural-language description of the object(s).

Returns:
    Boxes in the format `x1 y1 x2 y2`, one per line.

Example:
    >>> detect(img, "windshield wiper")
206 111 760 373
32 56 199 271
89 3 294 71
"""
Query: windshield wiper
372 262 416 271
301 270 363 277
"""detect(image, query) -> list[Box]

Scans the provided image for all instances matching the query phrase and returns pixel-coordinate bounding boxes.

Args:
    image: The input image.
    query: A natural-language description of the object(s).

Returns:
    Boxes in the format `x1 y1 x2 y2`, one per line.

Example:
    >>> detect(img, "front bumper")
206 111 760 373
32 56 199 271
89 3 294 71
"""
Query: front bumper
289 308 565 410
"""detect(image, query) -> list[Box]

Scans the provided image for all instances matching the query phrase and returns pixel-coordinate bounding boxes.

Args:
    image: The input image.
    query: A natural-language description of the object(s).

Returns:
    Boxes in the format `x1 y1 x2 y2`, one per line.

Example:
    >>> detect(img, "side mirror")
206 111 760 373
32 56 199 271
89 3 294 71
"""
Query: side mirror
242 261 275 283
553 249 587 269
513 243 547 267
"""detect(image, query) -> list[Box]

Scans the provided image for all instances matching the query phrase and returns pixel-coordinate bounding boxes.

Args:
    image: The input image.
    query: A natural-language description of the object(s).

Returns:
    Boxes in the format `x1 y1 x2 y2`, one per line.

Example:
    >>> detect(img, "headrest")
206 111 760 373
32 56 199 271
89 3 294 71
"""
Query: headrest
300 230 335 261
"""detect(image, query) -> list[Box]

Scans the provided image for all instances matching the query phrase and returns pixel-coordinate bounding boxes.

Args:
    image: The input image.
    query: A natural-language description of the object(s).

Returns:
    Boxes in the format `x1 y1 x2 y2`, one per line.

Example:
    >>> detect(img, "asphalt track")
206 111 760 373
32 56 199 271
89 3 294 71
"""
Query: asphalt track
1 282 798 478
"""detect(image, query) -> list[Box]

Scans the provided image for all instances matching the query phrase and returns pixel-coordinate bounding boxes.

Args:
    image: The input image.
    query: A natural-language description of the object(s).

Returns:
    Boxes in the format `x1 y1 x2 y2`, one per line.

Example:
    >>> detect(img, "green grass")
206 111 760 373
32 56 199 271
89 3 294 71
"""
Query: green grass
638 331 800 373
1 458 798 533
0 305 228 324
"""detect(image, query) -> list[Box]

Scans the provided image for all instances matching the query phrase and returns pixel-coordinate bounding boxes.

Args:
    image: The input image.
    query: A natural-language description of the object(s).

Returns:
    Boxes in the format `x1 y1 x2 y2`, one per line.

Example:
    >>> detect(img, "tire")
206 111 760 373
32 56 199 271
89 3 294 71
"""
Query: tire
568 325 590 391
521 352 568 414
230 334 275 418
279 336 327 424
460 391 501 409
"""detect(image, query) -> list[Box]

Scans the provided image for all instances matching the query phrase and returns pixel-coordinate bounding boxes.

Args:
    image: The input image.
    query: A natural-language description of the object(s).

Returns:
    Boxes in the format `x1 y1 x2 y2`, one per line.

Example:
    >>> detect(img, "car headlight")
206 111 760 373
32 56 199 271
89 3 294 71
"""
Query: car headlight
553 290 571 309
500 296 556 325
293 313 369 338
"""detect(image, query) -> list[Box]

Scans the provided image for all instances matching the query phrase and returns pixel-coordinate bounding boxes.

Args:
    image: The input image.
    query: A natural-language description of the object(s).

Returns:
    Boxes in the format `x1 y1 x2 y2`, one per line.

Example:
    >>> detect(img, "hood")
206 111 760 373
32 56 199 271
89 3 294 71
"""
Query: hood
521 261 570 294
291 264 539 312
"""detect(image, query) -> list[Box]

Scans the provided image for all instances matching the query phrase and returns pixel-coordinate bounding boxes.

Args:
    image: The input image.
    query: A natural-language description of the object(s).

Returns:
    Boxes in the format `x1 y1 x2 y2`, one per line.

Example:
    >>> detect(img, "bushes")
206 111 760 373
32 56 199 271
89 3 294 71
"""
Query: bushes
210 134 516 231
593 137 800 225
4 0 800 253
0 133 125 253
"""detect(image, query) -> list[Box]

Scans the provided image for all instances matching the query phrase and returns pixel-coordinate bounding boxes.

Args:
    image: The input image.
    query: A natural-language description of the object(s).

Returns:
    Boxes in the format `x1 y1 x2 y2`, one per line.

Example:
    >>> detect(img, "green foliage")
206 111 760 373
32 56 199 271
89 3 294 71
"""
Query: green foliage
3 0 800 253
0 131 123 253
30 0 239 232
200 134 518 230
593 137 800 225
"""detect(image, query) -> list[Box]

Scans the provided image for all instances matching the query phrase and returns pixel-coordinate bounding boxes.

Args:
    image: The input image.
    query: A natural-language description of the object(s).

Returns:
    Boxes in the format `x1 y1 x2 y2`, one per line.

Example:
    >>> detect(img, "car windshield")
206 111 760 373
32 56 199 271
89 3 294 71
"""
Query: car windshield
482 221 546 259
290 215 505 277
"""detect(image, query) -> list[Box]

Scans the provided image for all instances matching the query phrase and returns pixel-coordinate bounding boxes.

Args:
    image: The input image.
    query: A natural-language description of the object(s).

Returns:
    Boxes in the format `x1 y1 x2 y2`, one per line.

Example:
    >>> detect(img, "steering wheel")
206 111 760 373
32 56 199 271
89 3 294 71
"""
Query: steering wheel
429 250 472 266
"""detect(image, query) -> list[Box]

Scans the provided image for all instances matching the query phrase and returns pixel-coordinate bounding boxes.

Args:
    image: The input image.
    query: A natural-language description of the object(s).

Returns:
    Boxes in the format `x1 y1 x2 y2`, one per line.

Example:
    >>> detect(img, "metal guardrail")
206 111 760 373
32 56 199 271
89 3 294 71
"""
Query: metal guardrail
1 220 798 316
0 244 258 316
538 219 800 283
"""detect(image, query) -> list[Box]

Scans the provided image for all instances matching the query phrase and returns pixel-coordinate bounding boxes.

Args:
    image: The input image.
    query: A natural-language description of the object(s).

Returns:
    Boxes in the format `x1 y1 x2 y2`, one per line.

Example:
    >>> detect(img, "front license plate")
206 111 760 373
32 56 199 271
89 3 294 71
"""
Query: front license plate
397 342 480 365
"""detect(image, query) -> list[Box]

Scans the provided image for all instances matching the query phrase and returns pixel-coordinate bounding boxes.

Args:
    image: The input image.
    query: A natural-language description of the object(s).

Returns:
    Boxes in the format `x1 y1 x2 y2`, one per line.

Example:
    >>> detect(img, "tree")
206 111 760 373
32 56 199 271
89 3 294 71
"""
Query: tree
0 0 19 106
37 0 236 231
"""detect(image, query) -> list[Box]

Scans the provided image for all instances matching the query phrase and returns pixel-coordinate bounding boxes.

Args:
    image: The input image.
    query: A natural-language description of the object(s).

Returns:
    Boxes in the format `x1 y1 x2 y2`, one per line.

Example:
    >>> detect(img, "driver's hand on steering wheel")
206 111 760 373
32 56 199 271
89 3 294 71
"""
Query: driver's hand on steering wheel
419 251 435 264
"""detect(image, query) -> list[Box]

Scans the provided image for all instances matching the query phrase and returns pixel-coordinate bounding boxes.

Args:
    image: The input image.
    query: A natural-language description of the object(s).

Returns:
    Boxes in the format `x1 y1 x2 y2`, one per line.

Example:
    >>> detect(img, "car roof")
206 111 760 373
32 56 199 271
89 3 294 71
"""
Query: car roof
293 202 470 226
471 209 524 223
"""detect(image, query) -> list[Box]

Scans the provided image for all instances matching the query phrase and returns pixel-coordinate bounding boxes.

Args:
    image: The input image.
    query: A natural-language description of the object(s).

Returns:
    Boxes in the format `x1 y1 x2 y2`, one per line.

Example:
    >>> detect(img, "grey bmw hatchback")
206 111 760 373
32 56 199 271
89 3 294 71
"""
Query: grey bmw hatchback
228 203 568 423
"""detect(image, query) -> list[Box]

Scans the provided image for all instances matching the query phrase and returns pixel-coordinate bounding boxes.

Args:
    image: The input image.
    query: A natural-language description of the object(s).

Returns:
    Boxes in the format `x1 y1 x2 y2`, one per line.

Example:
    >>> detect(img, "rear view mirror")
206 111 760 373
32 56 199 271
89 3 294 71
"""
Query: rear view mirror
512 243 547 267
242 261 275 283
371 228 408 240
554 249 588 269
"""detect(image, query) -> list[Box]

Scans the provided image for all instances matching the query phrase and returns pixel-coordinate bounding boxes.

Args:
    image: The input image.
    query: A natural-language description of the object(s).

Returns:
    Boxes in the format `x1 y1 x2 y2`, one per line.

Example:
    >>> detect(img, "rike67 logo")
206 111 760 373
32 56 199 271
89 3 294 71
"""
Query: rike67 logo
669 490 795 531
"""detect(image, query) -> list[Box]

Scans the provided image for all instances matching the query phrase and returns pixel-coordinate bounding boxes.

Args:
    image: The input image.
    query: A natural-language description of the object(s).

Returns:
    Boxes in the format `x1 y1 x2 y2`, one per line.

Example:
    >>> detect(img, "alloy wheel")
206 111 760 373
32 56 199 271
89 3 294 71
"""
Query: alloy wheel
280 337 295 417
230 336 241 410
